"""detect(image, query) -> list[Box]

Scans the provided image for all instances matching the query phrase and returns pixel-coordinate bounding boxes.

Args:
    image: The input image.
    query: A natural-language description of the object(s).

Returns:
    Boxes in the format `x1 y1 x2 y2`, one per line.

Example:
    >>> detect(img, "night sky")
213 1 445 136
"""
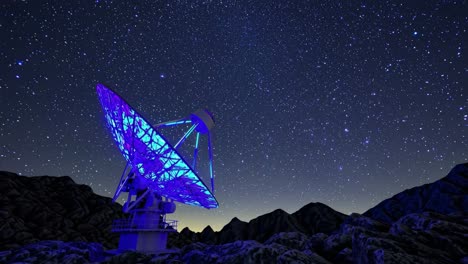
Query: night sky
1 1 466 231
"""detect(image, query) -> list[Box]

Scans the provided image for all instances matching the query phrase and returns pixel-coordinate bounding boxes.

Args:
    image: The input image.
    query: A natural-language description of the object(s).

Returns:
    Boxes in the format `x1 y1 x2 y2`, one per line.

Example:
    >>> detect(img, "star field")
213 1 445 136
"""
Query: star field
0 0 466 231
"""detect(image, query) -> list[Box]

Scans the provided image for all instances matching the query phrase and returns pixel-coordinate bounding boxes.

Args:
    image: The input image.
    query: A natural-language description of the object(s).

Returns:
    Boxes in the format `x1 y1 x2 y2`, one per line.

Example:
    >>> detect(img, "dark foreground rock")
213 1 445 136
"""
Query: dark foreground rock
0 171 125 250
3 211 466 264
308 212 468 264
0 240 103 264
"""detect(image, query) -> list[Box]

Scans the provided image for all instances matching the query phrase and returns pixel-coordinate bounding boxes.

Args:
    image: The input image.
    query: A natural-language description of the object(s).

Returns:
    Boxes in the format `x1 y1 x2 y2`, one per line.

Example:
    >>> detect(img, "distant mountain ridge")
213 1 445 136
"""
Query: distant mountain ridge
171 162 468 249
174 203 347 246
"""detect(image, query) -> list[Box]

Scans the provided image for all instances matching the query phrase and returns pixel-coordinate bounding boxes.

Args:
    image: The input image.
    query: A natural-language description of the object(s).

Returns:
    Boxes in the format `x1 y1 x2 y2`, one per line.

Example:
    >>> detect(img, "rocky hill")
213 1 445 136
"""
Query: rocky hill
0 171 125 251
363 163 468 223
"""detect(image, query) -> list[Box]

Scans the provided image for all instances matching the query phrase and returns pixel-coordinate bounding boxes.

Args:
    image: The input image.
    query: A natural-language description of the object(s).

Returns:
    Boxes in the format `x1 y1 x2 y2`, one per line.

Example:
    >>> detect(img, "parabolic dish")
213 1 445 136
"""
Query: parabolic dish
96 84 218 209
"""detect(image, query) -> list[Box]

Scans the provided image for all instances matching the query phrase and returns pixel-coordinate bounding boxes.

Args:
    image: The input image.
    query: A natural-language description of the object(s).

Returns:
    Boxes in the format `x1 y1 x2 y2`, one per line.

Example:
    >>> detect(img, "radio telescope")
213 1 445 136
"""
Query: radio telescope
96 84 218 253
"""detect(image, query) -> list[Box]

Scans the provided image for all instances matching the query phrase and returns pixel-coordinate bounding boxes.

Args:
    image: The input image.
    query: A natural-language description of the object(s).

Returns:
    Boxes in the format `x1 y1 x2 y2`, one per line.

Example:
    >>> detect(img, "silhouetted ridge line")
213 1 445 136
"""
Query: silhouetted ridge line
364 163 468 224
0 171 125 251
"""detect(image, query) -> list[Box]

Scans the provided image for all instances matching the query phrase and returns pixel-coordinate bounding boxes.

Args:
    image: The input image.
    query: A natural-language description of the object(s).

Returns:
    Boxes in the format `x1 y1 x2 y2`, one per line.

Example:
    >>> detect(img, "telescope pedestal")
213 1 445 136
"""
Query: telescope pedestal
112 193 177 254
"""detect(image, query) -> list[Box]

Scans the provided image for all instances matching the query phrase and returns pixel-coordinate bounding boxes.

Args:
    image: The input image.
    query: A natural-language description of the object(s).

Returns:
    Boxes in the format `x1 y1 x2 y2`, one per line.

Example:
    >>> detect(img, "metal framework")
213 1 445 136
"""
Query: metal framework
96 83 219 253
97 84 218 209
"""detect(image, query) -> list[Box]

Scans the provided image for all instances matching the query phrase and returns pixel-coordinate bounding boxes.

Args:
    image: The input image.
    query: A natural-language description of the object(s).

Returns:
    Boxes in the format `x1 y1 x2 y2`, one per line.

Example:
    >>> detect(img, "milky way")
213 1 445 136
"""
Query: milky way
0 1 466 231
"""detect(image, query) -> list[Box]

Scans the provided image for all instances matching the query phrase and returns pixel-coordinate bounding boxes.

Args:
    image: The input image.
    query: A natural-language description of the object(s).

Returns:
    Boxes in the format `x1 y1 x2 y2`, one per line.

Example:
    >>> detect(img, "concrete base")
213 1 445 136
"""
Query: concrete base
112 193 179 254
106 247 180 255
118 230 175 253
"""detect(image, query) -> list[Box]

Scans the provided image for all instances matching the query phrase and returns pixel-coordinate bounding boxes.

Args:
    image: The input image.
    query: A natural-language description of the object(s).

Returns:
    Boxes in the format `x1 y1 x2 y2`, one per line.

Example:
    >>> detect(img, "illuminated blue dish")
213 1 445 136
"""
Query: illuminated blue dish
96 84 218 209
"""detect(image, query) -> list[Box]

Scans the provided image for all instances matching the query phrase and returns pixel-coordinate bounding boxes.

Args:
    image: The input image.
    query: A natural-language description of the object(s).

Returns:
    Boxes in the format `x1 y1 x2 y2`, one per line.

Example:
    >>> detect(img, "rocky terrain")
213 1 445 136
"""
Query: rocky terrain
0 171 126 250
0 163 467 263
0 240 104 263
1 212 466 263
